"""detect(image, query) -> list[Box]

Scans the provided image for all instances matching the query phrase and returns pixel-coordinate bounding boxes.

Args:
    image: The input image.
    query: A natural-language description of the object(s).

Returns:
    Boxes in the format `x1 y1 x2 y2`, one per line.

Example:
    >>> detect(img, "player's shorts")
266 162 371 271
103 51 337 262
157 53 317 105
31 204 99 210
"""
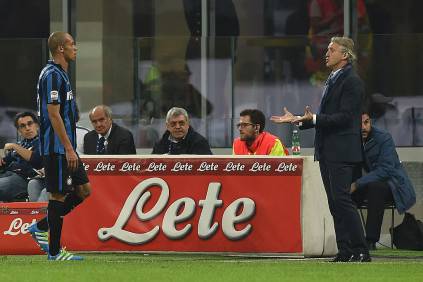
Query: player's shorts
43 153 89 194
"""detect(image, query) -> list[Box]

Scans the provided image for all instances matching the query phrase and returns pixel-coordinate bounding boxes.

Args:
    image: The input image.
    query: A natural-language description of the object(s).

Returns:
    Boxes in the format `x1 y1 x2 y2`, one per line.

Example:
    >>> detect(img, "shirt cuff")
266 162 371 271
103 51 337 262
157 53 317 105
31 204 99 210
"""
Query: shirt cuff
313 114 317 125
296 116 302 127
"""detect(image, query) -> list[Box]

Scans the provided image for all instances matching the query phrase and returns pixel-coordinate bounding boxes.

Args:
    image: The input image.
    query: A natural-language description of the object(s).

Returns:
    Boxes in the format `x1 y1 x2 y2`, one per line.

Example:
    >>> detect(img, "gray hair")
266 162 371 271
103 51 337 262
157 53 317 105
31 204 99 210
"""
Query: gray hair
89 105 113 120
166 107 189 123
331 36 357 63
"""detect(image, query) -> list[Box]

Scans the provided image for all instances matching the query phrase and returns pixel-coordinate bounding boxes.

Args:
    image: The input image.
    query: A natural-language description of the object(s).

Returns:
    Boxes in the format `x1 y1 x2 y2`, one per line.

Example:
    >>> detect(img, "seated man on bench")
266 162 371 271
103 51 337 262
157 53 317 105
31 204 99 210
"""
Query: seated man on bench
350 111 416 249
0 112 41 202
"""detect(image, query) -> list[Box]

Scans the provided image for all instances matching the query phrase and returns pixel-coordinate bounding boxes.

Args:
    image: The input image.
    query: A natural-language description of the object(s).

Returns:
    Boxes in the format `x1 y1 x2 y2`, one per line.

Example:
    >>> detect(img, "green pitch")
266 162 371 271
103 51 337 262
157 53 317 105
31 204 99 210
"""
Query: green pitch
1 249 422 282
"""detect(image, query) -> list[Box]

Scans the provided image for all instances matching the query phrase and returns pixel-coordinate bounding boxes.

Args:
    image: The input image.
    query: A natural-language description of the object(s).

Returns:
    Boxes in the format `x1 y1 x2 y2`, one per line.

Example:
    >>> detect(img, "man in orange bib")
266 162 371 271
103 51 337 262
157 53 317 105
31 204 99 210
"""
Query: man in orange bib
233 109 288 156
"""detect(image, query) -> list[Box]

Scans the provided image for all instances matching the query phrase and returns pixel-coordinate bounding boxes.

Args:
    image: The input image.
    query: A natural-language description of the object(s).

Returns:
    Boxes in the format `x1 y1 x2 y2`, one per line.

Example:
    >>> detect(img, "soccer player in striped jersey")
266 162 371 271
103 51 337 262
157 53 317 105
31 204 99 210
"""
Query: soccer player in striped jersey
28 31 91 261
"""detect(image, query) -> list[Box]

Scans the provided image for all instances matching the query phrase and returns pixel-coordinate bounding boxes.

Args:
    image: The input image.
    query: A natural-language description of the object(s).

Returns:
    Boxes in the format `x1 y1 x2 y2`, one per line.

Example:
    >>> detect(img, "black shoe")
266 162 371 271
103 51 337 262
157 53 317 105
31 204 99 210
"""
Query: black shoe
330 253 352 262
349 253 371 262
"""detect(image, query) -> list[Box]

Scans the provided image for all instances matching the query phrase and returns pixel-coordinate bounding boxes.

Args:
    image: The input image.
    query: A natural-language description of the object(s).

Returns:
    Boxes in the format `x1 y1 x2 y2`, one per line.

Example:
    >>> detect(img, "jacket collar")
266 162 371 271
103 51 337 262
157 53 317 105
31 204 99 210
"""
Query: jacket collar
330 63 352 85
98 123 113 140
164 126 193 143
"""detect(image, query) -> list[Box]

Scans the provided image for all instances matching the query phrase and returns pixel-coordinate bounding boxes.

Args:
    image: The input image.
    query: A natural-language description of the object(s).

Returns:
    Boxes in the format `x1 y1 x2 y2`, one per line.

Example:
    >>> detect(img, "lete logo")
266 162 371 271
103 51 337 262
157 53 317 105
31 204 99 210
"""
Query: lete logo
98 177 255 244
4 218 37 236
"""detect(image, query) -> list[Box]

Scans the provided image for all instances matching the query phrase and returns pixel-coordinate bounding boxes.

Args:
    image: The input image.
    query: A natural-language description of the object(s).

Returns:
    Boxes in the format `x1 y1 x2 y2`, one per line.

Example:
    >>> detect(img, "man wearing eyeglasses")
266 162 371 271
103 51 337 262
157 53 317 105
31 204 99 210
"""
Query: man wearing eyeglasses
0 112 41 201
233 109 288 156
152 107 212 155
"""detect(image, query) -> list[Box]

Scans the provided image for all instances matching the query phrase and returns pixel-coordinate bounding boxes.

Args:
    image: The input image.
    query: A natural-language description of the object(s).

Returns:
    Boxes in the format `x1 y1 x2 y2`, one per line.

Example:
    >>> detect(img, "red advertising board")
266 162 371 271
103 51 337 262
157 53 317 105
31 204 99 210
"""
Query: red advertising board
0 202 47 255
1 157 303 255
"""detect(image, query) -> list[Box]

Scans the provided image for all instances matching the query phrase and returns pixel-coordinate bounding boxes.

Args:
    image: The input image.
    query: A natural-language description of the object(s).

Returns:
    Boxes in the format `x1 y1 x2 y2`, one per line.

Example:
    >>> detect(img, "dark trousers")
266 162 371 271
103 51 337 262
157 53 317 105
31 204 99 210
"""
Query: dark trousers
319 160 368 255
352 181 394 243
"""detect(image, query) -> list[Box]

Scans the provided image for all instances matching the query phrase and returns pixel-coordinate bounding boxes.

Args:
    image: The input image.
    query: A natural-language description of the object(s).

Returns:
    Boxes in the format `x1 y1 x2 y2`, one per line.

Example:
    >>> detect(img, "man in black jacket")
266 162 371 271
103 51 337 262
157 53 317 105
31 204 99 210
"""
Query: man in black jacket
83 105 136 155
0 112 41 201
272 37 369 262
152 107 212 155
351 112 416 250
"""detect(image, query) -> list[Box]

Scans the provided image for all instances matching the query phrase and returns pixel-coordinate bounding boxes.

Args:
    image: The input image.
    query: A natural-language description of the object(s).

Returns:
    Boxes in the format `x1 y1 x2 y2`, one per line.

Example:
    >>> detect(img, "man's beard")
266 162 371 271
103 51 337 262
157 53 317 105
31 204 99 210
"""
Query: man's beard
361 130 369 141
241 134 256 145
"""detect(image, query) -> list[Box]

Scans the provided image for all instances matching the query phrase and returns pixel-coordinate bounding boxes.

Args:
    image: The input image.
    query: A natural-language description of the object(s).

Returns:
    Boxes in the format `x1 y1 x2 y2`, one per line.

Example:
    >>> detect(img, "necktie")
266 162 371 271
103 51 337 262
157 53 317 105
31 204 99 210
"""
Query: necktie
97 136 106 154
323 73 335 98
317 73 334 114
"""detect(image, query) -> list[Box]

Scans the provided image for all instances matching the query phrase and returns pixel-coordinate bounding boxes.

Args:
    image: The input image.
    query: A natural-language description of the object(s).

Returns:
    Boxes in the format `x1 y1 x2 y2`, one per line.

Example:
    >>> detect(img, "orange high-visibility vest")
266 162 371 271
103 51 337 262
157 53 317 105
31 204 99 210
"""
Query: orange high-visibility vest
232 131 288 156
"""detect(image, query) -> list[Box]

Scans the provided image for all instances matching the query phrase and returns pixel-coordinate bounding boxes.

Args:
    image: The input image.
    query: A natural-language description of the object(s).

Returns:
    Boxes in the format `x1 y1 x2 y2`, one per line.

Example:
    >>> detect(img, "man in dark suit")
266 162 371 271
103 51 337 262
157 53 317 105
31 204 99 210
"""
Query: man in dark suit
83 105 136 155
272 37 370 262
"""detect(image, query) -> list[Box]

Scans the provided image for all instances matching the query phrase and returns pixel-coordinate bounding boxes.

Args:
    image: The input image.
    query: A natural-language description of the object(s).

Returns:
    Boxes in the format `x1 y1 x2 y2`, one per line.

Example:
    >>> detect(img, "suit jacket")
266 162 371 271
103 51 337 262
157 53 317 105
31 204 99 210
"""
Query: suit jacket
83 123 136 155
301 64 364 163
356 126 416 213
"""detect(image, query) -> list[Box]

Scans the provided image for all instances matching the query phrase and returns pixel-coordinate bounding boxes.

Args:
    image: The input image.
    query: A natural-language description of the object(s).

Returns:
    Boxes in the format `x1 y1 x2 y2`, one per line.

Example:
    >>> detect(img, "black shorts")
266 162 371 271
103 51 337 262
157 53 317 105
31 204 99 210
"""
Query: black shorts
43 153 89 194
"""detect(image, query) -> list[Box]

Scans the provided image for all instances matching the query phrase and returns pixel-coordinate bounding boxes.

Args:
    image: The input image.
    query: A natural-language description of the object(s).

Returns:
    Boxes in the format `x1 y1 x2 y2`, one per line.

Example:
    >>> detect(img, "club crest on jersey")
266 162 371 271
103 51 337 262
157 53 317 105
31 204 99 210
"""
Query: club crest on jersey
67 176 73 186
50 90 59 101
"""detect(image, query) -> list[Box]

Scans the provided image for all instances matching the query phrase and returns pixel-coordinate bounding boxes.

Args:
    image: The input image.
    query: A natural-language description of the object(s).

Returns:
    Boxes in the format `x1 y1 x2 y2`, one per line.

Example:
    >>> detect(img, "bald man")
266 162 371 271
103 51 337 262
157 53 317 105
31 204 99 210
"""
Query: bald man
83 105 136 154
30 31 91 261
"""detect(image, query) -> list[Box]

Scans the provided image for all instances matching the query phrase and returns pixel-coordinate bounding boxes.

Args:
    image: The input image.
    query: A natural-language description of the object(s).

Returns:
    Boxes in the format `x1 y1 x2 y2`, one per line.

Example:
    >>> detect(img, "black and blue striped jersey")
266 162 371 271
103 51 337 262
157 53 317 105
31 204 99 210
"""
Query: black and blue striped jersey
37 60 77 155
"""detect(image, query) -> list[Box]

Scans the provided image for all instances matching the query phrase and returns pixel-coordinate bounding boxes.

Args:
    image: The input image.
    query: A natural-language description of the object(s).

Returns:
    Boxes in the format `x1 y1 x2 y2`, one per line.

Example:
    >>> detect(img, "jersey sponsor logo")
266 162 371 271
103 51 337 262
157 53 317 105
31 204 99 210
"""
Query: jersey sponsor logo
66 91 74 100
50 90 59 101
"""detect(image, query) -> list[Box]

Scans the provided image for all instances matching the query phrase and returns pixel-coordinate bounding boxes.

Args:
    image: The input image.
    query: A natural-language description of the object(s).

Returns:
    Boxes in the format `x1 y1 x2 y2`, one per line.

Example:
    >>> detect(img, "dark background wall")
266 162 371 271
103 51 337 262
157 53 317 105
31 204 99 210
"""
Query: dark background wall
0 0 49 109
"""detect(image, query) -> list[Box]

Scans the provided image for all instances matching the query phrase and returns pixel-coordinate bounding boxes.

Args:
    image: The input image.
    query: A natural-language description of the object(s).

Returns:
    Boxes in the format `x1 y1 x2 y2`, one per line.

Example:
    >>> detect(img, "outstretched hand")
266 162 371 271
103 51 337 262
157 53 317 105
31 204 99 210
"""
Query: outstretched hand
270 107 295 124
295 106 314 123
